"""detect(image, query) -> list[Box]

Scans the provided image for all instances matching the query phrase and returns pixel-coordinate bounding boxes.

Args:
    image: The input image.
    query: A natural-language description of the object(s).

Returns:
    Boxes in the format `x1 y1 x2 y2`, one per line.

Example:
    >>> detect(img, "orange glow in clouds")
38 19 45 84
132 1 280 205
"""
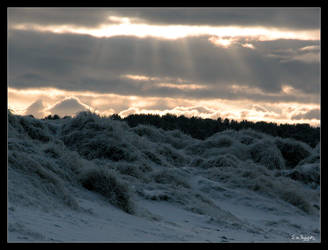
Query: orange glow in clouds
8 87 320 127
8 15 320 125
11 16 319 42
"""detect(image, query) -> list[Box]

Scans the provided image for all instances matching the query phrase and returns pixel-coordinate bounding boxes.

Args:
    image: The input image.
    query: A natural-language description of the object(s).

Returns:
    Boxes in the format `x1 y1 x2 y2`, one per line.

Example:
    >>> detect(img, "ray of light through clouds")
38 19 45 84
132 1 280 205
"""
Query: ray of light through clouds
7 7 320 126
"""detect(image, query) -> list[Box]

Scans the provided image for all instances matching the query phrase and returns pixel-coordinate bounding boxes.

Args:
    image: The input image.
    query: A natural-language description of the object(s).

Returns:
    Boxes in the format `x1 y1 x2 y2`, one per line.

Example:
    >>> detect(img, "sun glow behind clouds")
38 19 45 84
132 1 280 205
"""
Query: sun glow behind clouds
11 15 319 42
122 74 206 90
158 83 206 90
8 11 320 126
8 87 320 126
208 37 235 48
241 43 255 49
123 74 159 81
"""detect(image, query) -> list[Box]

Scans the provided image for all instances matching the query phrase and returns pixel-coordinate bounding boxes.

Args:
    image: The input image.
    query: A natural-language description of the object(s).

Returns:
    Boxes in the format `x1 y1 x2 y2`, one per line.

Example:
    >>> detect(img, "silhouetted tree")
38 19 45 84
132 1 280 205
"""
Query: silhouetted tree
110 114 121 120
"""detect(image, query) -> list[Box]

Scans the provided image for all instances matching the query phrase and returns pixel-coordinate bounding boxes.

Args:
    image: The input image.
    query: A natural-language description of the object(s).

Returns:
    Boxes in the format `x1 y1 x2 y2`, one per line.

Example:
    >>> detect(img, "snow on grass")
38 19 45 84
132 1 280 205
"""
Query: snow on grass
78 167 135 214
7 111 320 242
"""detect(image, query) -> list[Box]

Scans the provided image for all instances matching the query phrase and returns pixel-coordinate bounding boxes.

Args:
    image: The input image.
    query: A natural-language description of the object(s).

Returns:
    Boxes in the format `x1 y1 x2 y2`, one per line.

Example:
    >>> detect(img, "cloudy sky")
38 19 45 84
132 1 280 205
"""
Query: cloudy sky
7 7 321 126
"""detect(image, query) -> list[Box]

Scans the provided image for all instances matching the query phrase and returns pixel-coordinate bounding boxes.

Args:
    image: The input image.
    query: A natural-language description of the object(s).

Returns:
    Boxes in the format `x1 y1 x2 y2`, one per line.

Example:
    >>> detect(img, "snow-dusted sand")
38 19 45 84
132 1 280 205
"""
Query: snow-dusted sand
7 112 320 242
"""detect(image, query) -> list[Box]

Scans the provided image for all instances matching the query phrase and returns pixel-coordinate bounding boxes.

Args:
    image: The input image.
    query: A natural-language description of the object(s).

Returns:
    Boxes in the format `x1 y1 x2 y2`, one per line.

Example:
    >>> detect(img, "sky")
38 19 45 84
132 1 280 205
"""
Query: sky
7 7 321 126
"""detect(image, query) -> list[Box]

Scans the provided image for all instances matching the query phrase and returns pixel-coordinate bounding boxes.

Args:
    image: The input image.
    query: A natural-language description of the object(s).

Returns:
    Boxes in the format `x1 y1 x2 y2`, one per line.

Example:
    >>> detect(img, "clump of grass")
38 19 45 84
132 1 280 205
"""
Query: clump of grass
249 140 285 170
19 116 51 142
151 169 191 188
279 188 312 214
275 138 311 168
202 154 240 169
79 168 134 214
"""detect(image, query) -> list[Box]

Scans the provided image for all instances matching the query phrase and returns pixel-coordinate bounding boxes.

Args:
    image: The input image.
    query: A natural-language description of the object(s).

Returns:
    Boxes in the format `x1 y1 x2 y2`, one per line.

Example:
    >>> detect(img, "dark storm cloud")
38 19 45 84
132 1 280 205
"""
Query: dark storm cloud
8 7 320 30
117 7 320 29
8 29 320 103
291 109 320 120
8 8 115 27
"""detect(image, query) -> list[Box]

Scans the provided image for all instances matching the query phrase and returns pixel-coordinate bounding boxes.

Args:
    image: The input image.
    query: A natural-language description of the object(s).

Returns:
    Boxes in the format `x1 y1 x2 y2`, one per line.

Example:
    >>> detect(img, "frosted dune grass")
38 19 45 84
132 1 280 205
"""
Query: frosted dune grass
7 111 320 242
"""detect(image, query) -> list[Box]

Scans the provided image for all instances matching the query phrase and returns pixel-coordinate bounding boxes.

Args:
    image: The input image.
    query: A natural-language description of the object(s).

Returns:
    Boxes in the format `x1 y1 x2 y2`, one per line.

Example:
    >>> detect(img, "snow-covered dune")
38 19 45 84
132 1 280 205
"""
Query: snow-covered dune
7 111 320 242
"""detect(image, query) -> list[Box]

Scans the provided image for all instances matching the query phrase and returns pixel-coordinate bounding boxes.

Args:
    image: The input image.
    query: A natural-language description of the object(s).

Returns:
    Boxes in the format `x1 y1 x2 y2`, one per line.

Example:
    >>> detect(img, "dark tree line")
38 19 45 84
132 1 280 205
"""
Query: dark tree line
41 112 320 147
120 113 320 148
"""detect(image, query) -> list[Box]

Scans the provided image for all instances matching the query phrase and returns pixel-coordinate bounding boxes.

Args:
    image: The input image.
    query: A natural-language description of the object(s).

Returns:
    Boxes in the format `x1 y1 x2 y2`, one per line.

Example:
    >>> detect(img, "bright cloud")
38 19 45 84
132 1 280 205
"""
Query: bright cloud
47 96 92 117
241 43 255 49
11 16 319 42
299 45 320 51
8 87 320 127
208 37 236 48
157 83 207 90
122 74 207 90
